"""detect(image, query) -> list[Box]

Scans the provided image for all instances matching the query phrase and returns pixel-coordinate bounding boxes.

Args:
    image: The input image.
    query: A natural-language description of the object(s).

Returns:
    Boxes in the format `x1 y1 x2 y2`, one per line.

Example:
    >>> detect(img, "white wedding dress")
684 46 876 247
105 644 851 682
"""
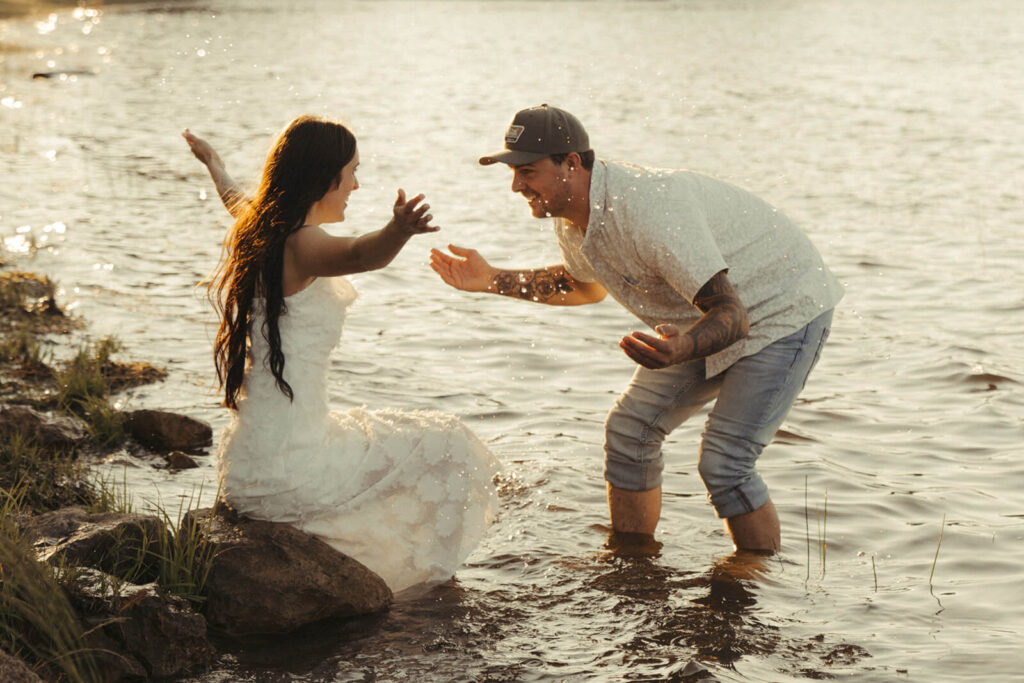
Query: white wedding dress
216 276 500 593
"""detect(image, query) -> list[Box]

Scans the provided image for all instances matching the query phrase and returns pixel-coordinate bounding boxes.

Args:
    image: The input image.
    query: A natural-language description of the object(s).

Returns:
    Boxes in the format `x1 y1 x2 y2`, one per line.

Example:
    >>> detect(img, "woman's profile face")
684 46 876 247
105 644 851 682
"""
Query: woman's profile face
318 150 360 223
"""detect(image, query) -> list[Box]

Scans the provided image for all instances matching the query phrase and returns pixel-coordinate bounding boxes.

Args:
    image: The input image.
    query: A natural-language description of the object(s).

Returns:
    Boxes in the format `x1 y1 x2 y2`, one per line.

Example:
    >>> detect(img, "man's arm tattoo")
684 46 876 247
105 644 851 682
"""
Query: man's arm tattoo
688 273 749 358
493 267 576 302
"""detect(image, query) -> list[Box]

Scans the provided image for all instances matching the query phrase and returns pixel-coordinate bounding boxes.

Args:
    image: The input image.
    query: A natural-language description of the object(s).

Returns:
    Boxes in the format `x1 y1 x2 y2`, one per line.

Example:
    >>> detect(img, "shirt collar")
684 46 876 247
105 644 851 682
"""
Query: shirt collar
585 159 608 235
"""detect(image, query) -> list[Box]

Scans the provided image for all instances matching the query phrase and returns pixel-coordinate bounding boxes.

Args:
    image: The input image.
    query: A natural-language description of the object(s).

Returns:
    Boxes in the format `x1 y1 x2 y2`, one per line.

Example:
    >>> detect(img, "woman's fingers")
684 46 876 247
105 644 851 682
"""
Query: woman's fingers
392 190 439 233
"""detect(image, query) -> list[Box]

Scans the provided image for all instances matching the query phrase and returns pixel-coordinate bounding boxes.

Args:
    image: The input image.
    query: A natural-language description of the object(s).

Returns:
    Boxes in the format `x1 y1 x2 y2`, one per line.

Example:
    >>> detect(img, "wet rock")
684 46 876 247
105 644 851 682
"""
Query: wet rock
0 404 88 451
0 649 43 683
24 506 164 578
166 450 200 470
187 505 392 636
124 409 212 453
65 567 214 680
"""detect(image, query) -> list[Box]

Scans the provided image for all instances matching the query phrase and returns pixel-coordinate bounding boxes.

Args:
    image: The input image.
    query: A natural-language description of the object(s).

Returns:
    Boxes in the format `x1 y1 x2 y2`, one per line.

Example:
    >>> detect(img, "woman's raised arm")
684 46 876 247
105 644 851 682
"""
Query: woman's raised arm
182 129 249 218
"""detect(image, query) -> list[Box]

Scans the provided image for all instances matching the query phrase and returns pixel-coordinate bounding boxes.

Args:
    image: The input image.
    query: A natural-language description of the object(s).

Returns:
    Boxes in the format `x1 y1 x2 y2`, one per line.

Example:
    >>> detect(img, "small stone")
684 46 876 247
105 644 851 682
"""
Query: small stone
166 450 200 470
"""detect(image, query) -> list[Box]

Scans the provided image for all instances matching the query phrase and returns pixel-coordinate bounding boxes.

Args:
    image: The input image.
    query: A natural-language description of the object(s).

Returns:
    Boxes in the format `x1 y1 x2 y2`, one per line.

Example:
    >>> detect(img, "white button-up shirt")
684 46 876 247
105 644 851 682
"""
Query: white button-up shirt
555 160 844 377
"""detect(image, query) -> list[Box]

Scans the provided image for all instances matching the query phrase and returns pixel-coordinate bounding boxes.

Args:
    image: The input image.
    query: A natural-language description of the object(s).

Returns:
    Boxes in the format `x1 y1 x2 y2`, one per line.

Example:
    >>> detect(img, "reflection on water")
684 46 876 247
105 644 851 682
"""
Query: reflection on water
203 532 870 682
2 0 1023 680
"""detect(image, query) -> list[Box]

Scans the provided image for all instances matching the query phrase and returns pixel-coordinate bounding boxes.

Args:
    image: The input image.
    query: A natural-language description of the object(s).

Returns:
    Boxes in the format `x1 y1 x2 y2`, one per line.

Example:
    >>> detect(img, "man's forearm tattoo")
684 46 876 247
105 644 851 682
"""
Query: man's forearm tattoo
493 268 575 302
689 274 749 358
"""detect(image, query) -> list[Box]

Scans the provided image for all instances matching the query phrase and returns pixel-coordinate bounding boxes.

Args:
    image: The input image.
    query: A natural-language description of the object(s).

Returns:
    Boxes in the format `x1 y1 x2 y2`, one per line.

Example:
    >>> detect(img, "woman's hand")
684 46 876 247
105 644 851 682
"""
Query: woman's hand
429 244 496 293
182 129 223 169
390 189 440 236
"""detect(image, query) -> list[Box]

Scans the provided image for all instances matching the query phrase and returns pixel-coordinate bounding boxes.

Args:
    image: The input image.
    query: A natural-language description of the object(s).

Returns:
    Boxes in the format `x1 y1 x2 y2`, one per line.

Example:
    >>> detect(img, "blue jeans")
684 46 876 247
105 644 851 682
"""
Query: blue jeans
603 310 833 519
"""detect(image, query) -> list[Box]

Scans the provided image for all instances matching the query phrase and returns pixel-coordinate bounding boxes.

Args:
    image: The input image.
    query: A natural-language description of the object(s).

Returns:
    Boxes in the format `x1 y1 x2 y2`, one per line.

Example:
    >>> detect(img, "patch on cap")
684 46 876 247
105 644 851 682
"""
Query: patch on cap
505 124 525 144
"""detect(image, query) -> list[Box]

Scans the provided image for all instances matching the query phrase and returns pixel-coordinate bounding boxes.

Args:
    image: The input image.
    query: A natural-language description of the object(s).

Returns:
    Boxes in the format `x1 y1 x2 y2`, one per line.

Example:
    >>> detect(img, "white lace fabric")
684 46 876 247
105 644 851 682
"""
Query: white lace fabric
217 277 500 592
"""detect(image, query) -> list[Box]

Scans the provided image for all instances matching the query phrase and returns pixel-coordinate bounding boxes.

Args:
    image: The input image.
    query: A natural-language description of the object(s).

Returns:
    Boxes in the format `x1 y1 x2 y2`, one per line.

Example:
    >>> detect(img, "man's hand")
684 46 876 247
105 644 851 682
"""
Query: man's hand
619 324 692 369
429 244 496 292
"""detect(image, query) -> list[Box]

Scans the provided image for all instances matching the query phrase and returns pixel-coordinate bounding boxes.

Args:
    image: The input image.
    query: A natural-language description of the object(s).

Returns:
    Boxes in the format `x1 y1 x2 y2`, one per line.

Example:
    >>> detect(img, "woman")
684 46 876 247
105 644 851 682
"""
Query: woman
183 116 499 593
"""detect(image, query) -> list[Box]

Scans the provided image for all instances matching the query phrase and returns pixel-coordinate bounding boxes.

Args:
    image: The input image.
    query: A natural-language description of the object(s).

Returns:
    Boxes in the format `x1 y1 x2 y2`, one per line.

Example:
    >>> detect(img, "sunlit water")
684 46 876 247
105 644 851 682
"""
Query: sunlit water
2 0 1022 680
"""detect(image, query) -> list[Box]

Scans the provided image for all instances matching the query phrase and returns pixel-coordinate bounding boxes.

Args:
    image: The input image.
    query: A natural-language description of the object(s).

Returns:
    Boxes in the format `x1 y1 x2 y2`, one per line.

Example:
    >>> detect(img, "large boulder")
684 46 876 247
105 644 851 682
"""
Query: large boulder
123 409 212 453
24 506 164 578
65 567 214 680
0 405 88 451
188 505 392 636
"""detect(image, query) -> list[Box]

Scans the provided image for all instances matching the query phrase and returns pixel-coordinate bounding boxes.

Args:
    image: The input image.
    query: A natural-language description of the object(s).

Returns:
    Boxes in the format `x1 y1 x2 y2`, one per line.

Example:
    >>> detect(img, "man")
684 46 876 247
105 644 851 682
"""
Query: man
430 104 843 552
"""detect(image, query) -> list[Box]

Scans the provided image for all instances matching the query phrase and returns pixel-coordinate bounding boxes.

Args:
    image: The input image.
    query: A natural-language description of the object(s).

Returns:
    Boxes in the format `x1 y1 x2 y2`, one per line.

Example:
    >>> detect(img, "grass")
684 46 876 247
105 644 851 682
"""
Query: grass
55 344 112 415
0 517 100 682
0 433 94 514
54 335 127 447
0 271 56 310
89 475 221 607
78 394 125 447
0 474 221 676
0 327 49 368
151 487 221 606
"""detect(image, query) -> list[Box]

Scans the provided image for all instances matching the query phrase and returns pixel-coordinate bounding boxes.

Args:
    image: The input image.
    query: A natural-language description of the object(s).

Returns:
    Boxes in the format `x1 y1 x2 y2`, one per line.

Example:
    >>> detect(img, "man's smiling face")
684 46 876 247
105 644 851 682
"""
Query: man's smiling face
509 157 574 219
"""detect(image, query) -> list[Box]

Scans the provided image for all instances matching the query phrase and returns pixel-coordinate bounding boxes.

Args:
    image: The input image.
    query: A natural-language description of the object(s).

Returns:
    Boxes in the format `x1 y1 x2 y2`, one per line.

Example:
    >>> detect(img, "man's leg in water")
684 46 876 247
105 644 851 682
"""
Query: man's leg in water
604 360 721 534
700 311 833 551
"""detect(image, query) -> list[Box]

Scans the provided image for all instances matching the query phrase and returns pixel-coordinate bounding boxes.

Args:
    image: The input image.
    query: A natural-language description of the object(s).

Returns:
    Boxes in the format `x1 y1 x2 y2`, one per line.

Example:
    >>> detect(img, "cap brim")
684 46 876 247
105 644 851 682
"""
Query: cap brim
478 149 551 166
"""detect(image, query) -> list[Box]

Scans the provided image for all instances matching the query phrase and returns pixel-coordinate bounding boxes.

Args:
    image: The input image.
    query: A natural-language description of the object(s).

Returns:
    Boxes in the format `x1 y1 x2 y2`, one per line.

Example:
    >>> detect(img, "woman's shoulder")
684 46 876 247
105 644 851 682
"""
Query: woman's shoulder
288 224 329 244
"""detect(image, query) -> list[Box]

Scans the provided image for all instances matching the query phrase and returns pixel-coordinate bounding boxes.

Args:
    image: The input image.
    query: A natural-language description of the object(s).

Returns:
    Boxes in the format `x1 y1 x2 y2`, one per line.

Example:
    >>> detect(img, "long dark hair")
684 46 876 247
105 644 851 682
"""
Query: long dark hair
209 115 357 409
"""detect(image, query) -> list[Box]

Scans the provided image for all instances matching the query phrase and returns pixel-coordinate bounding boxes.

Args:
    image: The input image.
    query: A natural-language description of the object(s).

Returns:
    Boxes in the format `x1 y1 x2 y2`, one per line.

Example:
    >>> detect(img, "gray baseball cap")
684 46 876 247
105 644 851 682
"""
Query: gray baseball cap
479 104 591 166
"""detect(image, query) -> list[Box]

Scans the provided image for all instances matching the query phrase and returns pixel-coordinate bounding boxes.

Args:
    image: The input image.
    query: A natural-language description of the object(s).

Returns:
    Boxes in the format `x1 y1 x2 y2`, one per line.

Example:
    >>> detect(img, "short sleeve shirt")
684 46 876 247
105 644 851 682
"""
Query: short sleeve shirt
555 160 844 377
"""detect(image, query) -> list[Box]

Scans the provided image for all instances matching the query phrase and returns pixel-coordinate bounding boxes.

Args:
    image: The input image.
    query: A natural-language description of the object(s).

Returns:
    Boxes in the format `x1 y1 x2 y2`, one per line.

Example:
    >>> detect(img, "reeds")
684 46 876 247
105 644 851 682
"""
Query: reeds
804 476 828 581
929 513 946 590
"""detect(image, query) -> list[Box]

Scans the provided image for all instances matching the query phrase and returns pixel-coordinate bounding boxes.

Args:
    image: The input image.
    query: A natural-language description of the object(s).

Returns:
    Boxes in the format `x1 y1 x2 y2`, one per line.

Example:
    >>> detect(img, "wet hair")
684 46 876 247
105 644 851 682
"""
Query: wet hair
208 115 357 409
550 149 595 171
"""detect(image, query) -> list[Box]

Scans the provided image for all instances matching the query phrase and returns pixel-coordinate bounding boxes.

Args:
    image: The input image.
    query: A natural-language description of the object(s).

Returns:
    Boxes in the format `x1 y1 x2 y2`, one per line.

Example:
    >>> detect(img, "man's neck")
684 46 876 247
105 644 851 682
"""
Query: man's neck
563 169 592 232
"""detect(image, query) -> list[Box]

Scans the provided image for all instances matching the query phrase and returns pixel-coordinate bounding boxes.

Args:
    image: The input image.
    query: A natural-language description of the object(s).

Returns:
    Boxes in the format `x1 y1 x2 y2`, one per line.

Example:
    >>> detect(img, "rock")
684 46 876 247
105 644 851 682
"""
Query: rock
24 506 164 579
0 405 88 452
187 505 392 636
0 649 43 683
65 567 214 680
166 450 199 470
124 409 212 453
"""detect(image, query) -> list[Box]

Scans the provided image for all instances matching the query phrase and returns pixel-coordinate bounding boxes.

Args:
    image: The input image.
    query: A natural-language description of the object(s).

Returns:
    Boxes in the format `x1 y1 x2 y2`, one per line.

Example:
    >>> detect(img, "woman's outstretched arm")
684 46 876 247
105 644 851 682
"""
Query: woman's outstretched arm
286 189 439 280
182 129 248 218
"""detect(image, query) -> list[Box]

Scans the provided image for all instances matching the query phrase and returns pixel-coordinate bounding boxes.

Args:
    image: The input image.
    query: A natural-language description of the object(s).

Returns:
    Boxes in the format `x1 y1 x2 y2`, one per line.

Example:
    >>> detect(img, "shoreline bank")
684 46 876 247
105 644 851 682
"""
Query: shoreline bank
0 0 188 20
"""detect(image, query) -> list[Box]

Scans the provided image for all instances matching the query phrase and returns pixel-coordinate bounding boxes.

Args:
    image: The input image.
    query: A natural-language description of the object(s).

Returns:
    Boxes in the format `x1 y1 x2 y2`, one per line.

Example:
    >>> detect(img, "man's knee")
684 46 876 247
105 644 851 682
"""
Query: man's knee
698 422 770 518
603 400 665 491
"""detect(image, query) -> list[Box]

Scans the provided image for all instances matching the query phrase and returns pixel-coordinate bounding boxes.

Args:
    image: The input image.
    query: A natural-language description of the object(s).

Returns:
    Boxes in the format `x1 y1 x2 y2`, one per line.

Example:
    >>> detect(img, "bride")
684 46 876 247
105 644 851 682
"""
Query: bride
183 116 500 593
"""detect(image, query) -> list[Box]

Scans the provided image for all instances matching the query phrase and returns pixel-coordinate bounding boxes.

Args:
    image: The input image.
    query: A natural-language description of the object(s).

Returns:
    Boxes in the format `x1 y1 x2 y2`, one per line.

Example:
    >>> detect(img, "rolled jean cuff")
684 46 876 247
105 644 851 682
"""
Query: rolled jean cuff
603 448 663 491
708 479 771 519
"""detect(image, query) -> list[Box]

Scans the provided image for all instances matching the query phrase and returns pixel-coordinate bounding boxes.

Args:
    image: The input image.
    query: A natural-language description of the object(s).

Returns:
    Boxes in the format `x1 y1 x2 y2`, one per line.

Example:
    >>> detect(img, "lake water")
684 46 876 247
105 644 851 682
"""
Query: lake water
2 0 1022 680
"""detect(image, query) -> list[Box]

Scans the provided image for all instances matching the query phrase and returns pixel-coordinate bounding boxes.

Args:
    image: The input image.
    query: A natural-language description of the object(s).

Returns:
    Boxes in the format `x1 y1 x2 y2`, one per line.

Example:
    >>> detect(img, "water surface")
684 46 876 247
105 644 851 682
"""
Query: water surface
1 1 1022 680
